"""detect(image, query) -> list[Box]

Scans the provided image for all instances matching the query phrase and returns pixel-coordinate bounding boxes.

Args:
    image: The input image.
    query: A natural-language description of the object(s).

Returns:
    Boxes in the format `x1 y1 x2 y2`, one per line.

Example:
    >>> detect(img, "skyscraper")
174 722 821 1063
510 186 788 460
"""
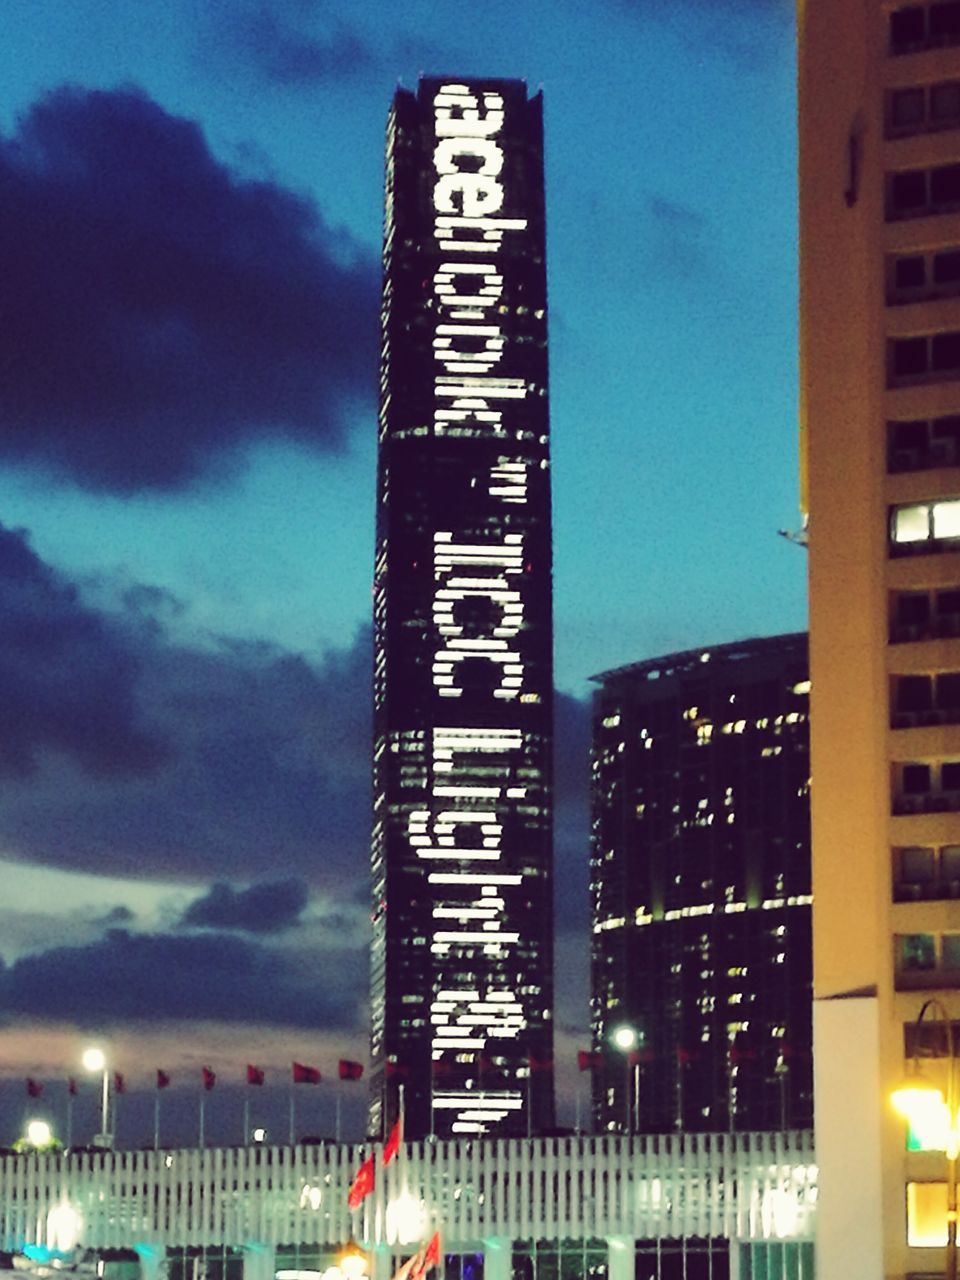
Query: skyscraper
589 635 812 1136
371 79 554 1141
800 3 960 1274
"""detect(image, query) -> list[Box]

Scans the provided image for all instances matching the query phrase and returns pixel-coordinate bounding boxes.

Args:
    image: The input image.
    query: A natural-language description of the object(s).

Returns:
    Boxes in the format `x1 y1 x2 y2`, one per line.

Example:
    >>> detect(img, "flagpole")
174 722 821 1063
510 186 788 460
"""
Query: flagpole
154 1094 160 1151
289 1087 295 1146
335 1092 341 1144
199 1093 205 1149
244 1096 250 1145
526 1069 532 1139
67 1093 74 1148
575 1089 581 1136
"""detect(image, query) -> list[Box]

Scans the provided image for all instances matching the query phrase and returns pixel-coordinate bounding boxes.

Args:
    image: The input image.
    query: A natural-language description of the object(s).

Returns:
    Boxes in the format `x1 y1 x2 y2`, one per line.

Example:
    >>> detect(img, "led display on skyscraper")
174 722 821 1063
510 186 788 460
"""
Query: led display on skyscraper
371 78 555 1140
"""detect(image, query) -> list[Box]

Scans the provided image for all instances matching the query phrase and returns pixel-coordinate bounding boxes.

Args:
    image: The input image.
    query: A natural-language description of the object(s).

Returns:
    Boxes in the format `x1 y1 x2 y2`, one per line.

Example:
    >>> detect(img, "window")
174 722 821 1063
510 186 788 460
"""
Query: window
888 81 960 135
900 933 936 970
889 162 960 218
891 6 926 52
890 331 960 384
896 843 960 898
903 763 932 793
890 86 926 132
891 3 960 53
889 249 960 303
890 498 960 552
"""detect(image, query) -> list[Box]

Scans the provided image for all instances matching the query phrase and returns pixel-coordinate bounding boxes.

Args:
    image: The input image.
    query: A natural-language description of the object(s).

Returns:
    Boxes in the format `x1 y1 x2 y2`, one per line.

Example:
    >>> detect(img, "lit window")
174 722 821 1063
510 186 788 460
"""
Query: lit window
893 503 931 542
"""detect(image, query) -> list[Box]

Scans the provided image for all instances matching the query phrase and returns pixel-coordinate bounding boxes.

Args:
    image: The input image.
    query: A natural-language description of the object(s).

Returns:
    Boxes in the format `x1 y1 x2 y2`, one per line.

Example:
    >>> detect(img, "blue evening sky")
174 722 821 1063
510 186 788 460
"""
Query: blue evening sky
0 0 800 1140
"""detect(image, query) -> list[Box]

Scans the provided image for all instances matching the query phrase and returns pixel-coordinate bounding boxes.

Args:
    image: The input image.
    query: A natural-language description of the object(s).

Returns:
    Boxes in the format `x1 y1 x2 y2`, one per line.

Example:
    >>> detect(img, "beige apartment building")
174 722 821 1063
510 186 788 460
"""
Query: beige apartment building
801 0 960 1274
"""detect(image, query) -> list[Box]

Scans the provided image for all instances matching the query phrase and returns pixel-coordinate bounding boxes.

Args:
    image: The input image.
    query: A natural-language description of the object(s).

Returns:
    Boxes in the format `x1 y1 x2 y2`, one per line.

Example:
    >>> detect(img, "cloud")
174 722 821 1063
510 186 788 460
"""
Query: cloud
0 537 372 888
0 85 378 494
220 1 377 85
209 1 447 90
179 879 310 933
0 524 166 778
644 194 709 281
1 928 362 1029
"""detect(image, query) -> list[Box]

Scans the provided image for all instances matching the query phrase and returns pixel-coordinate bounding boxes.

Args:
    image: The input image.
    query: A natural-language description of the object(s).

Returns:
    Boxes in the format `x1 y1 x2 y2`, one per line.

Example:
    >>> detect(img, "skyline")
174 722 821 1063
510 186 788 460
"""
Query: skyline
0 0 802 1145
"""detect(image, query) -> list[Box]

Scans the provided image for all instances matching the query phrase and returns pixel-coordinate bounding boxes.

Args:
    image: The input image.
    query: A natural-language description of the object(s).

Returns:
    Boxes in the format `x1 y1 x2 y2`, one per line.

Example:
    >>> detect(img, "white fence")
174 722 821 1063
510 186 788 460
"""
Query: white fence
0 1131 817 1254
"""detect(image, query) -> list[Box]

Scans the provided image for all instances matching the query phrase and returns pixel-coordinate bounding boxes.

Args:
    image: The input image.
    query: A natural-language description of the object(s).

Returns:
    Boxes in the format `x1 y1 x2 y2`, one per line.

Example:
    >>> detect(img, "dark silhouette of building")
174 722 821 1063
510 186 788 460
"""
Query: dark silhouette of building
371 78 554 1140
589 634 812 1134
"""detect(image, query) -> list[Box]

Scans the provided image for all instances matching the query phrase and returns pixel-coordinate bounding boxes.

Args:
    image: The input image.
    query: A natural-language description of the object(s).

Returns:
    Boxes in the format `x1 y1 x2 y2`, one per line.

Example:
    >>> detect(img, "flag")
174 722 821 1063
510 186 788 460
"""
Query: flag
157 1070 171 1090
413 1232 442 1279
26 1078 42 1098
67 1078 78 1097
383 1114 403 1167
202 1066 216 1091
628 1048 653 1067
339 1059 364 1081
577 1050 603 1072
114 1072 126 1094
347 1153 375 1209
292 1061 321 1085
528 1053 553 1073
247 1064 265 1086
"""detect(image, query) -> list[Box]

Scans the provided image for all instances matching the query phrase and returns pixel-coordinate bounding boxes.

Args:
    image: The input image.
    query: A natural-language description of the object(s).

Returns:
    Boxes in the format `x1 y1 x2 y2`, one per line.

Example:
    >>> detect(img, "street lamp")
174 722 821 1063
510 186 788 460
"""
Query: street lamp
610 1023 639 1134
892 997 959 1280
82 1046 111 1148
25 1119 52 1148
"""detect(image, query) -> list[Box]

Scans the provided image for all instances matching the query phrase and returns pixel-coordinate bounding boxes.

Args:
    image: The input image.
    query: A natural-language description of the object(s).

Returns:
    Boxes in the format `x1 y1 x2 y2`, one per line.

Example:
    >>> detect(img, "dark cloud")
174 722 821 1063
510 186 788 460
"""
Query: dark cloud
0 85 377 494
0 540 372 888
180 879 310 933
222 2 377 85
2 928 361 1028
644 193 709 281
210 1 447 90
0 524 166 778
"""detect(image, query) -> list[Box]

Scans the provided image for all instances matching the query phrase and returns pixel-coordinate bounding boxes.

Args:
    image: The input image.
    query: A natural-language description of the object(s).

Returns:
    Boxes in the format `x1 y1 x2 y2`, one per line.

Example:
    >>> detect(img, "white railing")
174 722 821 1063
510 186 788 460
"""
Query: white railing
0 1132 817 1253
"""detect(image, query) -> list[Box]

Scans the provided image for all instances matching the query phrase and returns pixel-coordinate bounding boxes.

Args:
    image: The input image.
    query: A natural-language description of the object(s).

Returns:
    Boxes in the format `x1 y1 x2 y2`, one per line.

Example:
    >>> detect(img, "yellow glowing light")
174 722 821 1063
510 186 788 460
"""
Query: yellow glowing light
82 1047 106 1073
338 1252 368 1280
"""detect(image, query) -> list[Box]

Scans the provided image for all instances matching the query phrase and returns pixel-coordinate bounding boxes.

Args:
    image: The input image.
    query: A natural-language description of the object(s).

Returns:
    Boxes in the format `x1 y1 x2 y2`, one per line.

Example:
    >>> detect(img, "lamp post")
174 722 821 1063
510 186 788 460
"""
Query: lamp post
611 1024 639 1134
82 1047 111 1148
892 997 959 1280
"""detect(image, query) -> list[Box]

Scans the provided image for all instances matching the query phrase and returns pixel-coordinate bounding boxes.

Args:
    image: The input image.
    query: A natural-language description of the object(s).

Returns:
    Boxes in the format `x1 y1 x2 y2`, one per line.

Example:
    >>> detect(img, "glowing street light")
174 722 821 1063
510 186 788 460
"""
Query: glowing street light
893 998 960 1280
25 1119 53 1148
610 1023 640 1133
82 1046 111 1147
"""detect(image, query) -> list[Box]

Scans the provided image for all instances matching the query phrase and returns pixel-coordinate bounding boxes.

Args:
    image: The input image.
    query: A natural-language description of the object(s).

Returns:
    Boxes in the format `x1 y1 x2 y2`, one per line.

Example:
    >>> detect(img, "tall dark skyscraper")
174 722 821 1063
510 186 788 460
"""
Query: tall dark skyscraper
371 78 554 1140
590 634 812 1135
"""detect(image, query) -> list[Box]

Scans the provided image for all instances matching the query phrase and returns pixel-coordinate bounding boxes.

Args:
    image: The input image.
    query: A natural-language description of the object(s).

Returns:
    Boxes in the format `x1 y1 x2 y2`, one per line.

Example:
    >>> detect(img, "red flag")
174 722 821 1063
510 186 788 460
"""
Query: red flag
577 1050 603 1072
113 1072 126 1094
26 1078 42 1098
383 1114 402 1166
347 1153 375 1209
67 1077 78 1097
528 1053 554 1073
292 1061 321 1085
339 1059 364 1081
247 1064 265 1086
157 1070 171 1090
413 1232 442 1279
628 1048 653 1067
202 1066 216 1091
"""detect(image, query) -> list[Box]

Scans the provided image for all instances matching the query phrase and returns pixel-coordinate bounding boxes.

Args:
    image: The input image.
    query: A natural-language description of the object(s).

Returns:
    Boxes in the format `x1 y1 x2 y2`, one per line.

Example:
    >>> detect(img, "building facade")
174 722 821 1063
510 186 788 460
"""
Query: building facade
589 635 812 1136
371 79 554 1141
0 1133 818 1280
800 2 960 1274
